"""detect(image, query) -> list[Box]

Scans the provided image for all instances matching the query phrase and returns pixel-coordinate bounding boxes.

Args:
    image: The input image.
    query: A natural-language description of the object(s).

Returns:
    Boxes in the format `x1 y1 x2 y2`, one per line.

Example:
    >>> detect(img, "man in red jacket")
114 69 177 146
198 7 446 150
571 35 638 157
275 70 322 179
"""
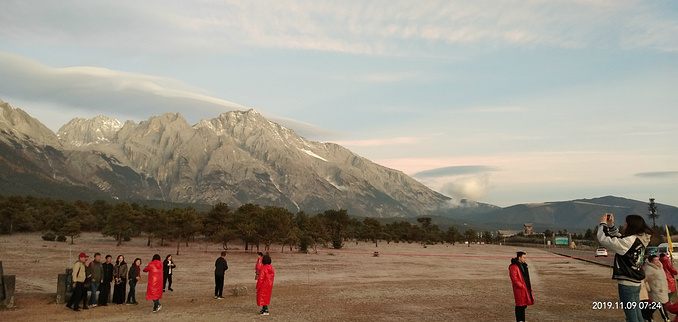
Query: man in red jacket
509 251 534 322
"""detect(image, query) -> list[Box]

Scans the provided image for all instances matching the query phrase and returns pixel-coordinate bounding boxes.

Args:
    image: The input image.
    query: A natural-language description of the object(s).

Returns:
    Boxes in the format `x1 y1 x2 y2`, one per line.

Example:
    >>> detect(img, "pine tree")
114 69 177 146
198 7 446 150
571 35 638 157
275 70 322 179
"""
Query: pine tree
648 198 659 228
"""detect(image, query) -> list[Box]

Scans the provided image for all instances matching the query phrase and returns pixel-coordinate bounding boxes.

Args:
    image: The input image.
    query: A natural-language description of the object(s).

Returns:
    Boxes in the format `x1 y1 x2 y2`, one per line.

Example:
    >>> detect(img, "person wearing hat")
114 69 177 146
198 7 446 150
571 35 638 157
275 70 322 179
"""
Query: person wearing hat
66 252 89 311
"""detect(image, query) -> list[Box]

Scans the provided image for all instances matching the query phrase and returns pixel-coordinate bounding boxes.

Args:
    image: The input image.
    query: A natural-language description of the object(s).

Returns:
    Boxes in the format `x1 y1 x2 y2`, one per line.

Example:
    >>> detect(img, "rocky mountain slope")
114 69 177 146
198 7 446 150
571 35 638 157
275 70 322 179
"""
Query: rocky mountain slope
5 99 670 228
1 99 459 217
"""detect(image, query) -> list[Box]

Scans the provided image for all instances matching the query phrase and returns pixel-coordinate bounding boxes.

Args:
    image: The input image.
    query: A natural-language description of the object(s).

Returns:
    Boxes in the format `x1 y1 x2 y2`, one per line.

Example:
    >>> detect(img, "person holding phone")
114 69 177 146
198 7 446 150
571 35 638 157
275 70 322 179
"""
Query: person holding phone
598 213 653 322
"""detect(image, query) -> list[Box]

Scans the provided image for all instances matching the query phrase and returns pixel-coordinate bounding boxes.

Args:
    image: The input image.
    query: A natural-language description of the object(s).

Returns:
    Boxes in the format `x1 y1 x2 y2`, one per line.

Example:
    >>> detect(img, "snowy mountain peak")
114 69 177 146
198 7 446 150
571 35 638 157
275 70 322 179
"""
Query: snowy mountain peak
2 97 456 218
57 115 122 147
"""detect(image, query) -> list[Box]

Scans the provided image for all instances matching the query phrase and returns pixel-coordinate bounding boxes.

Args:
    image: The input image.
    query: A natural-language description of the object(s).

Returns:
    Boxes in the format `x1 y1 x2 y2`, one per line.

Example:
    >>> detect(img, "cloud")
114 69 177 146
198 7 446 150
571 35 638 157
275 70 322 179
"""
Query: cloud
0 51 245 111
440 173 493 200
413 165 498 179
332 136 423 147
2 1 676 59
0 51 334 138
411 165 497 201
463 106 528 114
635 171 678 178
359 72 422 83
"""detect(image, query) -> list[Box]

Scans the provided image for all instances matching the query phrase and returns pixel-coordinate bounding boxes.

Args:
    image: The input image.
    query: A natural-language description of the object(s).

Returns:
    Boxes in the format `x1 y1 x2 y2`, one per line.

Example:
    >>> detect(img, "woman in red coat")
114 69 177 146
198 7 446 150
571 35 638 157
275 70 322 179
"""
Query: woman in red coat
509 251 534 322
143 254 163 313
660 254 678 295
256 254 275 316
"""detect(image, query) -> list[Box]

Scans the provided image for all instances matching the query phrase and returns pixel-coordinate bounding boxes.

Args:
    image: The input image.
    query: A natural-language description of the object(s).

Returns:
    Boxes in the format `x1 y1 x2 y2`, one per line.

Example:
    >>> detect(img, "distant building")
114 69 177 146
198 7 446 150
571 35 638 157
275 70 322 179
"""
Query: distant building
497 230 522 237
524 223 534 235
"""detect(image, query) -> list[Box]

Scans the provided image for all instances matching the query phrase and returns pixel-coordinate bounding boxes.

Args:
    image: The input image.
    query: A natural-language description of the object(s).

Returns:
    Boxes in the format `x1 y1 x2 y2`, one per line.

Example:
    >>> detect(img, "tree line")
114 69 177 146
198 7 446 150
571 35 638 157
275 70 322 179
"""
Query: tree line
0 195 486 251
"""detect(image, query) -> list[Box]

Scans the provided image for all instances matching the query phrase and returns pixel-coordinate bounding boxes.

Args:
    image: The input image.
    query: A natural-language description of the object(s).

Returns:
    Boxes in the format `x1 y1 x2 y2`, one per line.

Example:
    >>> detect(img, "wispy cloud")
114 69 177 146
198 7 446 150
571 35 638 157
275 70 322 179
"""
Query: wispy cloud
622 131 674 137
2 1 676 58
331 136 423 147
0 51 334 137
359 72 422 83
413 165 498 179
463 106 528 114
635 171 678 178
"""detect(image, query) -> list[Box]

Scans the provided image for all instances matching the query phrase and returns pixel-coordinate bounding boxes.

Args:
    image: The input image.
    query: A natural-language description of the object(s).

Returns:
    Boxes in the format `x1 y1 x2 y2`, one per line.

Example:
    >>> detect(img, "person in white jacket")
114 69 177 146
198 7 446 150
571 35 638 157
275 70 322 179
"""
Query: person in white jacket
644 255 670 321
598 213 653 322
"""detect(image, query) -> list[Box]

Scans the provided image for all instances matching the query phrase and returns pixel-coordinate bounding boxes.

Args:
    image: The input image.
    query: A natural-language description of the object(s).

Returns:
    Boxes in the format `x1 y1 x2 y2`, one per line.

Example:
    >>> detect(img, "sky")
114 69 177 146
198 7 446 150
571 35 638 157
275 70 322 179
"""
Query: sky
1 1 677 208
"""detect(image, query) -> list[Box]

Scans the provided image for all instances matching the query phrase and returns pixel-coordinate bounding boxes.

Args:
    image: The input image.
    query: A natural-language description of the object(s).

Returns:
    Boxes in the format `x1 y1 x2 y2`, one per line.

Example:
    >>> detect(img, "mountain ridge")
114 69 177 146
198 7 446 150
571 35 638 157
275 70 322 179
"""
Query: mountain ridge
2 98 674 229
2 99 460 218
461 195 678 231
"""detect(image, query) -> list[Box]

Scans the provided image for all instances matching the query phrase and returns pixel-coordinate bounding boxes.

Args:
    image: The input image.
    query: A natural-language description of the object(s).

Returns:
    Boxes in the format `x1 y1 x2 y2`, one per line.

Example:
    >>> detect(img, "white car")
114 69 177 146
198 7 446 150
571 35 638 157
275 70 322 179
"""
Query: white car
658 243 671 256
595 247 608 257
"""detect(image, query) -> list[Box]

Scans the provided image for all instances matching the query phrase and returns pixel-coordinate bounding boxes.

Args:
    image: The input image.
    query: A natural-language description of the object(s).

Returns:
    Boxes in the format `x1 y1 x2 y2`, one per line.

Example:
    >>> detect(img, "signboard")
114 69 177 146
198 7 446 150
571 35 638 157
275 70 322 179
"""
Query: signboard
554 237 569 245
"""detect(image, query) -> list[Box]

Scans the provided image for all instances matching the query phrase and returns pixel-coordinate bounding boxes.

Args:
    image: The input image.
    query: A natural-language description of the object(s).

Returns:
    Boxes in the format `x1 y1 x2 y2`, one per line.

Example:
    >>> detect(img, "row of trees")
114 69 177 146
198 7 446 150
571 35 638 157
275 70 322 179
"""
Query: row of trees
0 195 489 251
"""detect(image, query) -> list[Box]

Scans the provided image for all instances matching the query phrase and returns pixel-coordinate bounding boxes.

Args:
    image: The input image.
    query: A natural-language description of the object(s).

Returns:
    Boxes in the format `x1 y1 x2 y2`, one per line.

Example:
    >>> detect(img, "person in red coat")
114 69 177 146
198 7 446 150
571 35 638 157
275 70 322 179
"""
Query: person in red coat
660 254 678 296
143 254 163 313
662 300 678 322
509 251 534 322
256 254 275 316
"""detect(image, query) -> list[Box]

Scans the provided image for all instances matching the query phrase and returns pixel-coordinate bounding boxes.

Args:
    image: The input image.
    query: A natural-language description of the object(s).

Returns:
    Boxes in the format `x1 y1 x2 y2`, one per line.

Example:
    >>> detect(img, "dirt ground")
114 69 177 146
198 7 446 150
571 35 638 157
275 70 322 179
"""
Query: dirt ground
0 233 636 321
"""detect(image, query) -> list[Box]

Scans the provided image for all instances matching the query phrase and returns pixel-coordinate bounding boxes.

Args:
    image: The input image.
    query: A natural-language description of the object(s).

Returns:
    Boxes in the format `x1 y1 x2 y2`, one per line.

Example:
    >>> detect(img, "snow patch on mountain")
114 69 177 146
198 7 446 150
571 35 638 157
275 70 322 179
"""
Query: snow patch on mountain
300 148 327 161
325 176 348 191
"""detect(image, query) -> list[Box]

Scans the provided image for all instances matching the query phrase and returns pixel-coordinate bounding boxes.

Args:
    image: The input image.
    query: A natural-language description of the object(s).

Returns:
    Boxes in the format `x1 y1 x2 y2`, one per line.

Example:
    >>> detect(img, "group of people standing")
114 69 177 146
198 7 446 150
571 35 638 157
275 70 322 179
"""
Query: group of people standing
66 253 174 313
508 213 678 322
643 252 677 321
213 251 276 315
597 213 678 322
66 250 274 315
597 213 653 322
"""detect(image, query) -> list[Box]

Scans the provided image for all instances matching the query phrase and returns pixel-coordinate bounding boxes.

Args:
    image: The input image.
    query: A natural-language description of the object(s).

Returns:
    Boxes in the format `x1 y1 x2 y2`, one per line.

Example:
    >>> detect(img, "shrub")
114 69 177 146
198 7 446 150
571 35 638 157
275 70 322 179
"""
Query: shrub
299 235 312 253
41 231 57 241
332 237 343 249
56 235 67 242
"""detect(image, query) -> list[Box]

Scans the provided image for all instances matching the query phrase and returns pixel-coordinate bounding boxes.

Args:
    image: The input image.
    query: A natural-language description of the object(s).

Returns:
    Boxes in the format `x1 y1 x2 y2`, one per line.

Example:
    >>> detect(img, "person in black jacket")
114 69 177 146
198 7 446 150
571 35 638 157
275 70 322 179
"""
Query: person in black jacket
99 255 114 306
163 254 177 292
214 251 228 299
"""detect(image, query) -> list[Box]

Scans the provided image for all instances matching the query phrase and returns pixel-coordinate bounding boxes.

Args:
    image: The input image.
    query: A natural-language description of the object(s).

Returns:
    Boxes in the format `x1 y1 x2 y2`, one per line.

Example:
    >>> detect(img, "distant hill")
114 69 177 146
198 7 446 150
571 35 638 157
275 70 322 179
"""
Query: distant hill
460 196 678 232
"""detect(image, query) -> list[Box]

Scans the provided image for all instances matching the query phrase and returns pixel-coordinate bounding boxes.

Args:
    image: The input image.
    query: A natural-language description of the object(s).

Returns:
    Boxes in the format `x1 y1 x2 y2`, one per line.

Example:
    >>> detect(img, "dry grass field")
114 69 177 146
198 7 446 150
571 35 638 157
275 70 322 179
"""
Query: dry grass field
0 232 633 321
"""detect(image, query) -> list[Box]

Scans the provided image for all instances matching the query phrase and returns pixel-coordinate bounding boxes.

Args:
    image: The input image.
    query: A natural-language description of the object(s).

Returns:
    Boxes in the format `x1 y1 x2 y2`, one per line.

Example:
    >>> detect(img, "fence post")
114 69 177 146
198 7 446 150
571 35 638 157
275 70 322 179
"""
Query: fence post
0 261 5 301
2 275 15 309
56 273 67 304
